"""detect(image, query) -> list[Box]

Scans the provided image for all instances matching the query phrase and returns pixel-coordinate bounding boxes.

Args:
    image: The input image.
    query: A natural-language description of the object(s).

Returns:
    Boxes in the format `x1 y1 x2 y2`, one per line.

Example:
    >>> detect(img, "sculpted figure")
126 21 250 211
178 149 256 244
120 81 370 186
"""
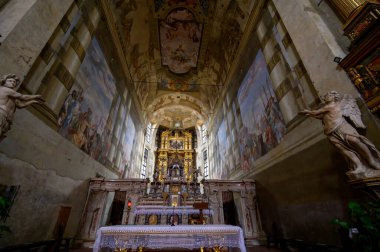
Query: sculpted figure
153 167 159 182
300 91 380 179
0 74 44 140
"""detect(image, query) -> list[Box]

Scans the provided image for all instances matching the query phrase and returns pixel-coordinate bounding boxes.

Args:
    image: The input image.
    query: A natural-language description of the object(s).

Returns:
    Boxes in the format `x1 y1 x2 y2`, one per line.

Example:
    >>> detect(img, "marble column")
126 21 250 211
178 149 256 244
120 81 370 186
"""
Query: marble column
217 191 224 224
77 190 108 240
208 192 220 224
101 191 115 226
239 197 252 236
246 193 263 238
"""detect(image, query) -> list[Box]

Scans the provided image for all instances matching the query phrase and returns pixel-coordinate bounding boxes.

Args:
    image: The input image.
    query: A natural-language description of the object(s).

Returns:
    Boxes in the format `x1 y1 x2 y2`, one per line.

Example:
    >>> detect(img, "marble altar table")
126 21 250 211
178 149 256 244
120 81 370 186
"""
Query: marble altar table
93 225 246 252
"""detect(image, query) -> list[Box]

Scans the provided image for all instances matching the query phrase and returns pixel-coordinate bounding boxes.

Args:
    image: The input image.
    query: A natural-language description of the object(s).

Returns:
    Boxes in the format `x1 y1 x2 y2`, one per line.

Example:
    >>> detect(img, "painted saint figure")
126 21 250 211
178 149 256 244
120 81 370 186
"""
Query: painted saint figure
299 91 380 179
0 74 44 140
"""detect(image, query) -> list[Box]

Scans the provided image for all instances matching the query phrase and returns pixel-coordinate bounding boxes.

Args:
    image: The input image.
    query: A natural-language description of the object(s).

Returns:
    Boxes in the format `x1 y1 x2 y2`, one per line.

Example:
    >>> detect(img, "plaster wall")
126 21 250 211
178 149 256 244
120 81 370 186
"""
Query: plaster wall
254 138 363 245
0 0 74 78
0 110 118 246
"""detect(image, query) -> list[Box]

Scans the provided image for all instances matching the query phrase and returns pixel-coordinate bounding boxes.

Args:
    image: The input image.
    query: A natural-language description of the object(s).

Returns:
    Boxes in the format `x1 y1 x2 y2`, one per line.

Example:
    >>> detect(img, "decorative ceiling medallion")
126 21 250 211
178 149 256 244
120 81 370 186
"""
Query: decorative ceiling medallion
159 8 203 74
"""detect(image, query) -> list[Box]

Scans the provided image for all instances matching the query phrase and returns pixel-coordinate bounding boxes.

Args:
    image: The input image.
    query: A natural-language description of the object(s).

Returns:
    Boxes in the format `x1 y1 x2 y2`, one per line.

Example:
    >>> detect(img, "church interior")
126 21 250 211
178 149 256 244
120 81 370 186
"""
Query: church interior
0 0 380 251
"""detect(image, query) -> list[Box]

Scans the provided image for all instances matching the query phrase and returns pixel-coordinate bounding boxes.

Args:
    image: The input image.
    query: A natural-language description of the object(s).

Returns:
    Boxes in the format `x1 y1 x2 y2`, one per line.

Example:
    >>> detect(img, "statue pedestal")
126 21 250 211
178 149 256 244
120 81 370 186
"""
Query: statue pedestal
348 177 380 199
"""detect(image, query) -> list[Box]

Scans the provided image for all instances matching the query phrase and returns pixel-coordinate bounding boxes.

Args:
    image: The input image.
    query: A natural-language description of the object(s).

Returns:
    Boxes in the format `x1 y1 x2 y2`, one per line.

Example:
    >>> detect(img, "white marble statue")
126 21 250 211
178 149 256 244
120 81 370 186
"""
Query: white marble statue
300 91 380 179
0 74 44 140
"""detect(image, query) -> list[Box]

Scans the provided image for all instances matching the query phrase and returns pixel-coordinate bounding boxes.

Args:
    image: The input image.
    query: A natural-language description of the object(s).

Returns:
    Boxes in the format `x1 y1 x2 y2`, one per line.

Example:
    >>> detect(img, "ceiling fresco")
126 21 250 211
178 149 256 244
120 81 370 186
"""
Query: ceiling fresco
159 8 203 74
107 0 261 128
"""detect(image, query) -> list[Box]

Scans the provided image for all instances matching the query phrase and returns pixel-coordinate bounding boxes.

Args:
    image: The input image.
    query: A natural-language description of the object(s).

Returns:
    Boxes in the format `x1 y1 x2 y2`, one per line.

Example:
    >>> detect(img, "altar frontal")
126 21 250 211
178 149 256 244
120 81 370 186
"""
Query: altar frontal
93 225 246 252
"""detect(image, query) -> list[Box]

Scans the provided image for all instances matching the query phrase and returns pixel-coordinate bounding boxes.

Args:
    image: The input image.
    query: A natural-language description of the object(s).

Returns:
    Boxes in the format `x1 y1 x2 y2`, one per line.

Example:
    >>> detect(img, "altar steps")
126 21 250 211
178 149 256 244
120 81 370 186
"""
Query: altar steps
69 246 283 252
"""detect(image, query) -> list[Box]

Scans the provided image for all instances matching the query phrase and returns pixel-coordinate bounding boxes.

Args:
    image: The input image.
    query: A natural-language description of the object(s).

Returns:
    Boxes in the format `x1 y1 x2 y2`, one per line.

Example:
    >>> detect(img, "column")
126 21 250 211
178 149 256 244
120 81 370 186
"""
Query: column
78 190 108 240
217 191 224 224
246 193 263 237
207 190 220 224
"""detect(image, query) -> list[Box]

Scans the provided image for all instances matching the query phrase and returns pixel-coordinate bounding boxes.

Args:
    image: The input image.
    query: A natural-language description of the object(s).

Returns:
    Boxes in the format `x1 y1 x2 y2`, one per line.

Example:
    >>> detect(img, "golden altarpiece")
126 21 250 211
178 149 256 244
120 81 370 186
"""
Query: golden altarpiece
77 129 265 247
156 129 196 184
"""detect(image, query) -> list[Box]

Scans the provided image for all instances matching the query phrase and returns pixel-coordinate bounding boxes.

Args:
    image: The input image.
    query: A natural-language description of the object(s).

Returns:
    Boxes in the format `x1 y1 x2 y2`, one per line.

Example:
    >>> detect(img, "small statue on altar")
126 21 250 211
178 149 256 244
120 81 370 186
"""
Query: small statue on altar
146 178 151 194
153 167 159 182
0 74 44 140
199 179 204 194
193 167 201 183
299 91 380 179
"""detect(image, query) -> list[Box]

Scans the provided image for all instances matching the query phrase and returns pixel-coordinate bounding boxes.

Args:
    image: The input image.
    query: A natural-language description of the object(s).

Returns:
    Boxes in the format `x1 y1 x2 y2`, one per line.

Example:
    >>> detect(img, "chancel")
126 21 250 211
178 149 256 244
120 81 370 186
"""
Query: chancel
0 0 380 252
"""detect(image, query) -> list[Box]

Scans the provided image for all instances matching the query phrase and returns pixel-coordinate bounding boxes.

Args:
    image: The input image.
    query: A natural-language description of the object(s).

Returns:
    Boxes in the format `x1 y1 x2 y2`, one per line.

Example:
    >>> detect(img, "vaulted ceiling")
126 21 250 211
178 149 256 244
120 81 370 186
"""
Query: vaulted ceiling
101 0 263 128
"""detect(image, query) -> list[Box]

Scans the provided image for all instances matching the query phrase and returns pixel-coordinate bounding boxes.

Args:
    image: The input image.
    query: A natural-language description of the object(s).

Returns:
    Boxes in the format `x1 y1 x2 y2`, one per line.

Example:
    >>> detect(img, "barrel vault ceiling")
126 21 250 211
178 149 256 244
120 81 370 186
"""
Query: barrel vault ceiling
100 0 263 129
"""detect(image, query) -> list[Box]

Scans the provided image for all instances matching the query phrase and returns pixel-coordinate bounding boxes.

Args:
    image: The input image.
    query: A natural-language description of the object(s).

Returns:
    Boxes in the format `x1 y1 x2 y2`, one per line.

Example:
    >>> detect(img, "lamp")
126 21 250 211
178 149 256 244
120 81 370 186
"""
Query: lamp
333 57 342 63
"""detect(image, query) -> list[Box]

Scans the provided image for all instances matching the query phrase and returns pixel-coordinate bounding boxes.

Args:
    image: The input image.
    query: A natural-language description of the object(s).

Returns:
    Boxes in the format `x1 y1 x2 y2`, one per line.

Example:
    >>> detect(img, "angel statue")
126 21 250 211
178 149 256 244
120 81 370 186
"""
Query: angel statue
299 91 380 179
0 74 44 140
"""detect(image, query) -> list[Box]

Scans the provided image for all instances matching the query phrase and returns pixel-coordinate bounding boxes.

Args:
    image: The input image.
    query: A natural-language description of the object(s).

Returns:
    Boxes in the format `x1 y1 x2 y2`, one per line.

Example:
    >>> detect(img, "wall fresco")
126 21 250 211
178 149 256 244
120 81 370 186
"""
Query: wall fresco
237 50 286 171
216 118 229 179
58 38 136 176
120 115 136 175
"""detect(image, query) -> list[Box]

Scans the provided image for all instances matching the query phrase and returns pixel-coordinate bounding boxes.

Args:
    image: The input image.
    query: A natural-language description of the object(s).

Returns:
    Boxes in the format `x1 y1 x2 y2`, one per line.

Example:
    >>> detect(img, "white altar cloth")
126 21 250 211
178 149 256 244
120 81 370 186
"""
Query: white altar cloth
93 225 246 252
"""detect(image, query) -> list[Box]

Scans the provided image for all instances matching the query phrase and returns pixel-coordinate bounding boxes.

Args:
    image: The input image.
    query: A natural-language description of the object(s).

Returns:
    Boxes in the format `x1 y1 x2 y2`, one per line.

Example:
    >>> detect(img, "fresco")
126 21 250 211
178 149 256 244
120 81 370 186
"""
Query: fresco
216 118 229 179
159 79 198 92
58 38 118 170
159 8 202 74
237 50 286 171
119 115 136 174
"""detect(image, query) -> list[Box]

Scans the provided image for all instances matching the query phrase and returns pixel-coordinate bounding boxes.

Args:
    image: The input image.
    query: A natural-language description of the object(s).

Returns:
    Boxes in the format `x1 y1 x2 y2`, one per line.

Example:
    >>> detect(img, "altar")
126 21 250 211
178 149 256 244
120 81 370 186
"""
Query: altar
78 129 265 248
93 225 246 252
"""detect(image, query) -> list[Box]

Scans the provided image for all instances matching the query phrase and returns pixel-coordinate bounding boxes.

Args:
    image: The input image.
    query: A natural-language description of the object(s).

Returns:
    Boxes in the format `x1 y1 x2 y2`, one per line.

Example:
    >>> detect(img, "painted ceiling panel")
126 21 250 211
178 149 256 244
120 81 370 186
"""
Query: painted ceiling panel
159 8 203 74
